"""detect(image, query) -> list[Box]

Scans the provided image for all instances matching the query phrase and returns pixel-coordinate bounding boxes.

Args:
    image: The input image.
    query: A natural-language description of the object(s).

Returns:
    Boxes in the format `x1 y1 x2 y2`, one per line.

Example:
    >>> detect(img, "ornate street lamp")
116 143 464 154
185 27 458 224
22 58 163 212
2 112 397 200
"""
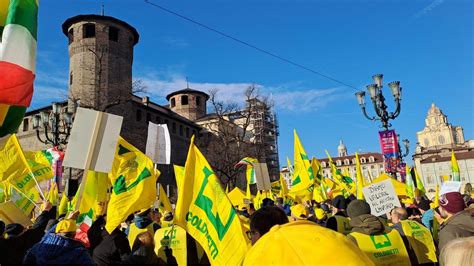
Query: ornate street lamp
355 74 402 130
399 138 410 160
32 102 75 149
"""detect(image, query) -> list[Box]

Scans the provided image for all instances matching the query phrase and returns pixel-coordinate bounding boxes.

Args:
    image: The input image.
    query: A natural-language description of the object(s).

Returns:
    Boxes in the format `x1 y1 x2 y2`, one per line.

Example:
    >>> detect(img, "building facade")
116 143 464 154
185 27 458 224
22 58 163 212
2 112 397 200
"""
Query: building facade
17 14 279 186
413 104 474 193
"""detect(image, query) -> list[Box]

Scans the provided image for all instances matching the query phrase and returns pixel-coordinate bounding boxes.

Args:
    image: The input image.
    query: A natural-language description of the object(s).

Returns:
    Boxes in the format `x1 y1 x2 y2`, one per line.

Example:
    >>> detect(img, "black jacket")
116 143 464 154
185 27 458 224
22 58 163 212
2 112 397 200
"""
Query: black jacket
0 208 55 264
88 216 131 266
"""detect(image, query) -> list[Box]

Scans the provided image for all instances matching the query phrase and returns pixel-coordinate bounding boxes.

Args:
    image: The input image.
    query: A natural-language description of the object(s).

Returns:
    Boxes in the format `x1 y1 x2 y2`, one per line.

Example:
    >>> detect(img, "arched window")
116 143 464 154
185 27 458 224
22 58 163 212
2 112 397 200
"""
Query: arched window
321 161 326 168
196 96 201 106
171 98 176 107
83 23 95 38
68 28 74 44
352 158 357 164
369 156 375 163
181 95 188 105
361 157 366 163
344 159 350 165
336 160 342 166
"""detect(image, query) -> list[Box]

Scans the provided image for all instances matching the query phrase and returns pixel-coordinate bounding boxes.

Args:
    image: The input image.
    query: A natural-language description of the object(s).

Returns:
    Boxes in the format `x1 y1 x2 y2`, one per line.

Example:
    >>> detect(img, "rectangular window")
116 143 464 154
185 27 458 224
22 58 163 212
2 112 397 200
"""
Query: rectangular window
146 113 151 123
22 118 29 132
109 26 119 42
70 72 73 85
83 23 96 38
179 125 183 136
181 95 188 105
196 96 201 106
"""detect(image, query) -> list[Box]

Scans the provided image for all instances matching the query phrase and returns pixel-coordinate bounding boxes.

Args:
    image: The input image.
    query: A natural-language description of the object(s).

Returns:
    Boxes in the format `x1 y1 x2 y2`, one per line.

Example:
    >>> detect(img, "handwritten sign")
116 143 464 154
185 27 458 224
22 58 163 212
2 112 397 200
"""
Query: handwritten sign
146 123 171 164
363 178 401 217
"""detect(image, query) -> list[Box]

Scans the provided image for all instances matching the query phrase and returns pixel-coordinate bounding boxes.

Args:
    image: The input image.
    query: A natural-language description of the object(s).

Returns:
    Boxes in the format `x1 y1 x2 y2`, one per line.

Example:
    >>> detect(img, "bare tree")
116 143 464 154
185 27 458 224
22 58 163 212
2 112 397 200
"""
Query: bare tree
199 85 274 189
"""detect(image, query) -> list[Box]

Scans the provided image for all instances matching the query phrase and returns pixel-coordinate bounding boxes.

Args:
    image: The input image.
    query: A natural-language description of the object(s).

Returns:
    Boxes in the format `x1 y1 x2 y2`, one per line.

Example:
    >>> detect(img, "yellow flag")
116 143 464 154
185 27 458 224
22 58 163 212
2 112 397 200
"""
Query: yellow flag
413 167 426 196
279 173 289 197
76 171 108 219
289 130 314 200
432 184 439 209
450 151 460 181
355 153 365 200
58 192 68 217
325 150 354 196
158 183 173 213
0 134 44 214
174 164 185 187
175 136 248 265
105 137 159 233
46 182 59 206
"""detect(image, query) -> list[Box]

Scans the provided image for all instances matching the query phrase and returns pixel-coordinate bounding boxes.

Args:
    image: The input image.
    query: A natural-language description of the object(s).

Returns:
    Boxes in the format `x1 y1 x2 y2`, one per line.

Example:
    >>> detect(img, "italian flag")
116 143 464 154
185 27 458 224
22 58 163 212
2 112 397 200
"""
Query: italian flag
0 0 38 137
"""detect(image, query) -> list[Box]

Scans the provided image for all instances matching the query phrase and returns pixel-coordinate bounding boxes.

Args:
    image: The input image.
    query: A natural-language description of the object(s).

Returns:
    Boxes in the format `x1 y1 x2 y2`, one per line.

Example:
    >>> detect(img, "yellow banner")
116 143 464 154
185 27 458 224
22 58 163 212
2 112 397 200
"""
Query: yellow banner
175 136 248 265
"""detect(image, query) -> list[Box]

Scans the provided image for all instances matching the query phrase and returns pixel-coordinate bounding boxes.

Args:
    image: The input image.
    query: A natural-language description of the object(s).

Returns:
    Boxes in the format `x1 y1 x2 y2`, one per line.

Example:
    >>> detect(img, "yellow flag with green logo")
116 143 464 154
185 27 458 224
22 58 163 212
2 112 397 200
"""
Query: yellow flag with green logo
105 137 159 233
289 130 314 201
355 153 365 200
175 136 248 265
325 150 354 196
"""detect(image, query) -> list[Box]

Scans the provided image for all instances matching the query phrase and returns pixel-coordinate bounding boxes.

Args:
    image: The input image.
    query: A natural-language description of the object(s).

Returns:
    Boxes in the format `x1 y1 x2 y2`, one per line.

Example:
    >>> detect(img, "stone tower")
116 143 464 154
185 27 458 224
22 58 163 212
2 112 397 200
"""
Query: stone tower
62 15 139 111
338 140 348 157
166 87 209 121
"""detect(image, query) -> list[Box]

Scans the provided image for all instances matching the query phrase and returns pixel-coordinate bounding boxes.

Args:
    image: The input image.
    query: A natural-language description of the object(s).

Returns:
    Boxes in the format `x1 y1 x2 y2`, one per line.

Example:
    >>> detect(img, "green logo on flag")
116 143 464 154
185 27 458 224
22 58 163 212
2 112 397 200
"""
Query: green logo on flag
113 167 151 195
194 166 236 241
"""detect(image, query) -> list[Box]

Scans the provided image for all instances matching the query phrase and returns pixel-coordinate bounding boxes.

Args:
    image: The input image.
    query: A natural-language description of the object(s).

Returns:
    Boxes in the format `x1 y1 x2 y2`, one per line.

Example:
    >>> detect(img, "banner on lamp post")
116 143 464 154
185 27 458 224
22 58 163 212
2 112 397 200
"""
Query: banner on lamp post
378 130 400 174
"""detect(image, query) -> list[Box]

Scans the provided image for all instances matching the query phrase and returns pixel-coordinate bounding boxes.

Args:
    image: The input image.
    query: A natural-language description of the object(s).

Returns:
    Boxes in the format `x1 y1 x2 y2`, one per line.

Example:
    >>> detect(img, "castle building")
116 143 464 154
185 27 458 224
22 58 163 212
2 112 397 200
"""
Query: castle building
413 104 474 193
16 14 280 185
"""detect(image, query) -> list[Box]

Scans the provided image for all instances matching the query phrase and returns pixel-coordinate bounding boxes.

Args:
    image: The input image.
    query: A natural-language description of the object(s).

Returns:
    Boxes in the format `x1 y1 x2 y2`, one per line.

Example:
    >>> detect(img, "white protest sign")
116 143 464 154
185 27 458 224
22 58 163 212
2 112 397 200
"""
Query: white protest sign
254 163 272 190
363 178 401 217
146 123 171 164
63 107 123 173
0 201 32 226
439 181 462 196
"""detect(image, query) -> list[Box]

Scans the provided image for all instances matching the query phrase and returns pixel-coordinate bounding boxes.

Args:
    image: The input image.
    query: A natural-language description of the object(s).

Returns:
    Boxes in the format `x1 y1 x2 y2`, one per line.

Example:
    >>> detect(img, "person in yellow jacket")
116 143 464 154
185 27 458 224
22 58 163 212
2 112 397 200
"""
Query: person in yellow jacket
390 207 437 265
326 195 352 234
127 208 161 248
346 200 411 266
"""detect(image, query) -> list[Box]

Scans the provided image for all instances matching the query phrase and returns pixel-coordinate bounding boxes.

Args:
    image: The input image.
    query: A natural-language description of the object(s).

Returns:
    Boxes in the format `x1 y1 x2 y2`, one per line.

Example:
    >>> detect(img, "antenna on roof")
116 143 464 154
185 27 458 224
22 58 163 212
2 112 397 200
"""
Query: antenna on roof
101 0 105 16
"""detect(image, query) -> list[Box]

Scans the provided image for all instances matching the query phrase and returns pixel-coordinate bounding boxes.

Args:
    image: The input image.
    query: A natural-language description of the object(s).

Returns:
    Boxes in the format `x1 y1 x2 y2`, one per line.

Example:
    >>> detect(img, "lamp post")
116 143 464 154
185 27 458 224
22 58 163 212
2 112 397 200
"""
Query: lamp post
355 74 402 130
32 102 74 150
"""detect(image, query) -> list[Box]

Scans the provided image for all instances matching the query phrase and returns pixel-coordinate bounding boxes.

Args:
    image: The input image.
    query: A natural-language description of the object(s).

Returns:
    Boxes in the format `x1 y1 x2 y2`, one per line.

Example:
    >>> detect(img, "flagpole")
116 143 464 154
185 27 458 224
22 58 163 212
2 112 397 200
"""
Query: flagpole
29 171 46 200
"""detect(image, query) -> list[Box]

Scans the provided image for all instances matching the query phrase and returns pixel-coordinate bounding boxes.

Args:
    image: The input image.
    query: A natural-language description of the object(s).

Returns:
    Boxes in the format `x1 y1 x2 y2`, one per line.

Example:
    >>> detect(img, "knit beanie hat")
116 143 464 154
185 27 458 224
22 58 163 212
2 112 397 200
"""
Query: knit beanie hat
347 200 371 218
439 192 465 214
332 195 347 210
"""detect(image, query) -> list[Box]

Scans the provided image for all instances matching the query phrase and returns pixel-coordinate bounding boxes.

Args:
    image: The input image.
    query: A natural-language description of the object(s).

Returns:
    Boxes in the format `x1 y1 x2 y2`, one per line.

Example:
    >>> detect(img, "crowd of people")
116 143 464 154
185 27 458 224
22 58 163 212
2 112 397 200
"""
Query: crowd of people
1 184 473 265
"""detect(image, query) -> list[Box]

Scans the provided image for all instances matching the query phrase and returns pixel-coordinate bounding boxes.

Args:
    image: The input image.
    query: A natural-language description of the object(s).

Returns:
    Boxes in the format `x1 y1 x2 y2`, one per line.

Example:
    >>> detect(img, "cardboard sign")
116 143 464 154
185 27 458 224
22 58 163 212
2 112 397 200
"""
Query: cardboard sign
0 201 32 226
146 123 171 164
63 107 123 173
254 163 271 190
363 178 401 217
439 181 462 196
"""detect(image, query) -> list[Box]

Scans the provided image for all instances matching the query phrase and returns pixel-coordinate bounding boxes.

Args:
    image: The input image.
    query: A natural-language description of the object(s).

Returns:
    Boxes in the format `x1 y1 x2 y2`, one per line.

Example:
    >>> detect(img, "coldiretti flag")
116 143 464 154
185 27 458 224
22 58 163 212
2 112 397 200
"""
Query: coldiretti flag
355 153 365 200
0 0 38 137
289 130 314 200
105 137 159 233
236 157 258 184
450 151 460 181
325 150 354 195
175 136 248 265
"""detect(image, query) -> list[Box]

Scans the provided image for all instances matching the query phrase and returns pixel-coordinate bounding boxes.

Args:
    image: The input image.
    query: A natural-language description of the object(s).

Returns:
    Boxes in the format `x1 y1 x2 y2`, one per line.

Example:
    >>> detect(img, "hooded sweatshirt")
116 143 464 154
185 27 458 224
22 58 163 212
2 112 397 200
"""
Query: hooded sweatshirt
23 233 95 265
438 208 474 254
346 214 386 244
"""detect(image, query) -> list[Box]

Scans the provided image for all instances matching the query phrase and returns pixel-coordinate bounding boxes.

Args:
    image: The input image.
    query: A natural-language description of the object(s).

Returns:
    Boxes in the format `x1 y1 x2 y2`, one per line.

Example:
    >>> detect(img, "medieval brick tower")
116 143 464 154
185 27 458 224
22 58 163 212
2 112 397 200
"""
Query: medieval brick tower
62 15 139 111
166 87 209 121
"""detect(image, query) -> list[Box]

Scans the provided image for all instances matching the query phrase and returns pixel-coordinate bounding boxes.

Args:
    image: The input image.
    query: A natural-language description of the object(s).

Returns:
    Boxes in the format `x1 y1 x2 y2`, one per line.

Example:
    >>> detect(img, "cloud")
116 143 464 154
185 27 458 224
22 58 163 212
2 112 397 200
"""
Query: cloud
137 73 342 113
412 0 445 19
161 36 190 48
